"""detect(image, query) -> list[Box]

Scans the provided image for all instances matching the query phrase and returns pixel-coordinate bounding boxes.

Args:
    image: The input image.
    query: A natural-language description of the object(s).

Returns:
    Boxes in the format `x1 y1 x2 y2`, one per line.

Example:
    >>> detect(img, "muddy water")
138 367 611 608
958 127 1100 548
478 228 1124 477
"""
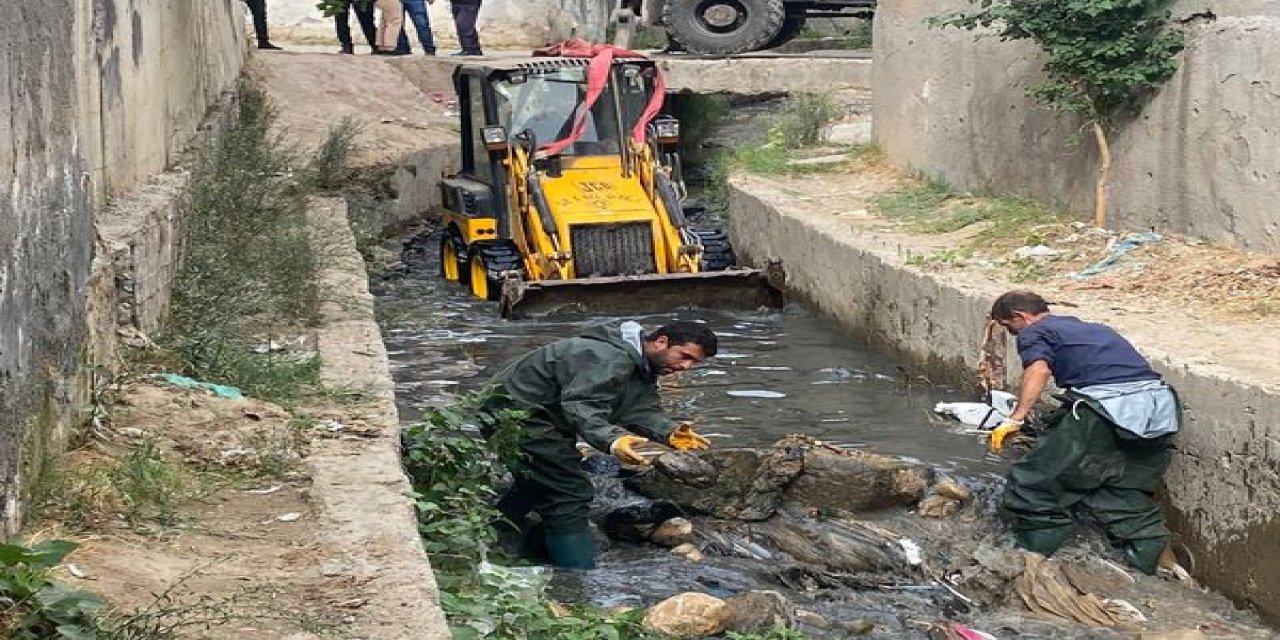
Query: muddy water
377 237 999 476
373 236 1270 638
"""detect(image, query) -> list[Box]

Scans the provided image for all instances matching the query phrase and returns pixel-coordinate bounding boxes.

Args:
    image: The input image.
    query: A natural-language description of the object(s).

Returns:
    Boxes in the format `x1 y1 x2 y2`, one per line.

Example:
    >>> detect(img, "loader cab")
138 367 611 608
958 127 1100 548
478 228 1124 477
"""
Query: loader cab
454 59 663 170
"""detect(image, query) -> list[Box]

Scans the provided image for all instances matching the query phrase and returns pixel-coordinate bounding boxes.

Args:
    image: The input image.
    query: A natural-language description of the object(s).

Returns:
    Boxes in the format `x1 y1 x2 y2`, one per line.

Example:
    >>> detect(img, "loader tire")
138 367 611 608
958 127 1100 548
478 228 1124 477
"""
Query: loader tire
692 228 736 271
763 16 805 50
468 241 522 302
439 229 469 285
662 0 785 55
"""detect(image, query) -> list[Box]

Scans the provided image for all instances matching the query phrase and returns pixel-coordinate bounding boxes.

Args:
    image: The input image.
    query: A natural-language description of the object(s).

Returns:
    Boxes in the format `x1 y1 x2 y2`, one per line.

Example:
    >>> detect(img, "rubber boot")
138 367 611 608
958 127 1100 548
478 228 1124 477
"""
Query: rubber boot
545 529 596 569
1124 538 1167 575
1014 528 1070 556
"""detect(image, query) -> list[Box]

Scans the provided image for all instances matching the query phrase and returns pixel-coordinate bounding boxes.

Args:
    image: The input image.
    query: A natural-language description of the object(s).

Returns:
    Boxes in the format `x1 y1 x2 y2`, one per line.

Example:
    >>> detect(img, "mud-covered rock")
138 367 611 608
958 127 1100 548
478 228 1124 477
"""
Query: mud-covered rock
753 511 910 574
626 435 932 521
722 590 793 633
650 517 694 546
670 542 706 562
934 479 973 502
917 494 961 519
783 444 932 513
642 592 728 638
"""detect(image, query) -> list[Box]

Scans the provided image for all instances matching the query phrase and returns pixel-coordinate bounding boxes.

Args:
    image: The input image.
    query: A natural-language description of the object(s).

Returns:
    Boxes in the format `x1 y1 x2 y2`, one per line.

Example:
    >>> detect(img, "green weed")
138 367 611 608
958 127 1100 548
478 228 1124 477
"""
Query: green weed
307 117 362 192
158 81 322 403
34 440 197 531
770 93 840 150
874 180 1067 245
0 540 105 639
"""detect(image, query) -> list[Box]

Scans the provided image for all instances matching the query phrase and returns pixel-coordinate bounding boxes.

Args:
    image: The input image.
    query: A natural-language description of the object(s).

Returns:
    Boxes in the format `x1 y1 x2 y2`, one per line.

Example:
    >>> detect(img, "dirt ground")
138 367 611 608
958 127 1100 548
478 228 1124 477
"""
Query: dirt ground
735 156 1280 390
43 382 377 637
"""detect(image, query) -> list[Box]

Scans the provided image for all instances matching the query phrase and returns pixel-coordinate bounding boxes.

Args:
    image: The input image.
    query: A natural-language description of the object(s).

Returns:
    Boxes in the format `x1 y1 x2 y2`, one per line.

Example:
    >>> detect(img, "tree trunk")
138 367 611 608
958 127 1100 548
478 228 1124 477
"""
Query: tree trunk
1091 121 1111 228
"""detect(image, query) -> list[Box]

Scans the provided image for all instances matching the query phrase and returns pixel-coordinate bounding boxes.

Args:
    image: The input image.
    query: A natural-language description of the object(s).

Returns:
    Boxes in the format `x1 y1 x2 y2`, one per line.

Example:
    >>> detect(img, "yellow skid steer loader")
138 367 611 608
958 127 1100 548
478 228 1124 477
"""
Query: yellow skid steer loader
438 52 784 318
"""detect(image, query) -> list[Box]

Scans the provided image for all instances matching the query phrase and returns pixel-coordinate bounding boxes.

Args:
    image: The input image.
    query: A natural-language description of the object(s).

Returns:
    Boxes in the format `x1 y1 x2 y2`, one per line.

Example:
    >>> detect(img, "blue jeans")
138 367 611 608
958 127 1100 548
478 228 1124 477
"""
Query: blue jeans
396 0 436 53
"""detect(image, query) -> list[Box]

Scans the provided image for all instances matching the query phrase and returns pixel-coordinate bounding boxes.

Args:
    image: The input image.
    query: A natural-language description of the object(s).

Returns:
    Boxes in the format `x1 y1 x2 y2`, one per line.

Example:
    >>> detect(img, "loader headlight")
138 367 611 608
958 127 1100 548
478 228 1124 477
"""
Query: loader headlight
482 125 509 151
653 118 680 143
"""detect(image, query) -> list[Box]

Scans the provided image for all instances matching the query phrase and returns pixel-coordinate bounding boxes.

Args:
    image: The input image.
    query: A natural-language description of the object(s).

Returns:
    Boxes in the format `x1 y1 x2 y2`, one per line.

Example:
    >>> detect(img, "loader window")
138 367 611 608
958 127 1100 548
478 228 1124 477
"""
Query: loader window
495 68 622 156
465 75 494 184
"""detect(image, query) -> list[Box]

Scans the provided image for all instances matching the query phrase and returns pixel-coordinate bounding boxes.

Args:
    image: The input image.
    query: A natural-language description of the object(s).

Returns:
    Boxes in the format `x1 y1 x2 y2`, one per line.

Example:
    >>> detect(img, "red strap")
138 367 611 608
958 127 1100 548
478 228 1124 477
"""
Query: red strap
533 40 665 157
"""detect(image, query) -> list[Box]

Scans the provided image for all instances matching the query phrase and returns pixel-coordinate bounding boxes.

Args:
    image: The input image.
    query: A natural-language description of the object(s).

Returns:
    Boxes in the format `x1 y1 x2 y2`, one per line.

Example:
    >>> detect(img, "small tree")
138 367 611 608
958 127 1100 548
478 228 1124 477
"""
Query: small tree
931 0 1184 227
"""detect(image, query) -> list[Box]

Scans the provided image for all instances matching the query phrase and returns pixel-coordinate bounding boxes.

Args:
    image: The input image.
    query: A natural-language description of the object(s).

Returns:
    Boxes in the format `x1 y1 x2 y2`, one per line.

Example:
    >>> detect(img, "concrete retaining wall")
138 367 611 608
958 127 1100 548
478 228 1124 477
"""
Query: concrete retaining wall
873 0 1280 252
0 0 245 534
660 56 872 94
266 0 613 47
726 176 1280 621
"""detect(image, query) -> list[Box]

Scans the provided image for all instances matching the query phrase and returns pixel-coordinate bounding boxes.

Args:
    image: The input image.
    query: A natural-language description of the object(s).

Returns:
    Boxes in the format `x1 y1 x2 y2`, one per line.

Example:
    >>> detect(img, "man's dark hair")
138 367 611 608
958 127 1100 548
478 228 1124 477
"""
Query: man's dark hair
990 290 1050 320
650 321 718 357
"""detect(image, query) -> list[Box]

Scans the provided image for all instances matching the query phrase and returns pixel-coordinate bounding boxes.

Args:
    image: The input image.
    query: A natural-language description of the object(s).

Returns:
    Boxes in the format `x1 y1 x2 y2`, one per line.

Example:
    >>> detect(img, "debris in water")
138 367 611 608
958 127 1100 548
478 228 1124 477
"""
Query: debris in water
66 564 89 579
245 485 283 495
899 538 923 566
726 389 786 398
934 391 1016 429
746 366 792 371
276 512 303 522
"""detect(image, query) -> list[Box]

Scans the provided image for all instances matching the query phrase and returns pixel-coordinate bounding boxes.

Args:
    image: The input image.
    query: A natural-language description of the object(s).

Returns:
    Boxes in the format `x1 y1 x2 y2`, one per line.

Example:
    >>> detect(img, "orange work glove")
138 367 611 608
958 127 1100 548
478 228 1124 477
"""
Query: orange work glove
610 435 650 465
667 423 711 451
988 419 1023 454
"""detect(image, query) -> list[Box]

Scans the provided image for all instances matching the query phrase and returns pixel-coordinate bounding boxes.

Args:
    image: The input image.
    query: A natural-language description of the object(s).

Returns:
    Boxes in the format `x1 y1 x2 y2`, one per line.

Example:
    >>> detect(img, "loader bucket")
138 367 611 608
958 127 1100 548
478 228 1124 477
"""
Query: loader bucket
499 261 786 319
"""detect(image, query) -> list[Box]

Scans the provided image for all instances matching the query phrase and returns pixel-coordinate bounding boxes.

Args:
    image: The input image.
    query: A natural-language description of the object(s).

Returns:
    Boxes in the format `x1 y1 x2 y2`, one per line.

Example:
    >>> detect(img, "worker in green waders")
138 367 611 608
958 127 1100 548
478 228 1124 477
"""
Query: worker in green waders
987 290 1180 574
483 320 716 569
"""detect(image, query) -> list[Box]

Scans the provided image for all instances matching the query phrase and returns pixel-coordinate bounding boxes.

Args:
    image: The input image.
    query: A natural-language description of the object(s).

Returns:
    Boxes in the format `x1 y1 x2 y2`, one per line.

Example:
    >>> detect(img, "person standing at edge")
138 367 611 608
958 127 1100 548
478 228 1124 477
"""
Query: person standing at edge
373 0 406 55
243 0 282 50
449 0 483 56
483 320 716 569
396 0 438 55
333 0 378 54
987 290 1180 575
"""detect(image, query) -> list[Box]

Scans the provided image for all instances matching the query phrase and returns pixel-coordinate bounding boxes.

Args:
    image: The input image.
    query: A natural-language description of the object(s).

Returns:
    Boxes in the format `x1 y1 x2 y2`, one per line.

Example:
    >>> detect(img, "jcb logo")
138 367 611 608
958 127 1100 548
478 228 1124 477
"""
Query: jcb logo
577 181 612 193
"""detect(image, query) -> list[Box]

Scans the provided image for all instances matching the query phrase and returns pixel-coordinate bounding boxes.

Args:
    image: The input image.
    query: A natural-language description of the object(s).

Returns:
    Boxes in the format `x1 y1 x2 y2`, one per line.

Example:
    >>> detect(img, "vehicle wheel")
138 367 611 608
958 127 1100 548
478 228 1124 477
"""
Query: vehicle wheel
468 242 522 301
763 16 805 50
692 228 736 271
662 0 785 55
439 230 469 285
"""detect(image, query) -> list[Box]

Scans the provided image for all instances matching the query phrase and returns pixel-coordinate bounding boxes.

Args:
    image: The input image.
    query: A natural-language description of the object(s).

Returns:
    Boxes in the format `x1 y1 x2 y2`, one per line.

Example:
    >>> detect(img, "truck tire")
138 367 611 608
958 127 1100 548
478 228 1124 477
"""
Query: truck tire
764 16 805 50
662 0 786 55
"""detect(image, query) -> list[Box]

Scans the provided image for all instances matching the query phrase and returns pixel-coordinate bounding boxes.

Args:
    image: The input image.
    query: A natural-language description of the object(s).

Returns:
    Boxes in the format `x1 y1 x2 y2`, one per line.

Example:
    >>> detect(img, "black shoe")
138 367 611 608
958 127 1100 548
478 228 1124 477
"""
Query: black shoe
373 49 394 56
257 42 283 51
338 46 354 54
451 49 483 56
423 48 437 56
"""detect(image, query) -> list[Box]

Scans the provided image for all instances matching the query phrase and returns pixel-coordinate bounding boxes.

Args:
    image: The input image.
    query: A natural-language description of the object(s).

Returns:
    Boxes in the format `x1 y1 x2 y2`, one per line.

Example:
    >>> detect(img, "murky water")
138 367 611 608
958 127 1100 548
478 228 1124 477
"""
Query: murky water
372 235 1270 638
378 235 1001 477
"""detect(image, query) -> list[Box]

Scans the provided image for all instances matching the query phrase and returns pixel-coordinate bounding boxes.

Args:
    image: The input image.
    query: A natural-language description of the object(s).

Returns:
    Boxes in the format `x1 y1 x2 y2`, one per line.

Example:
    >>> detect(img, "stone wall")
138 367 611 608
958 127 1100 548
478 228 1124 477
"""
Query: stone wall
0 0 245 535
267 0 613 48
873 0 1280 252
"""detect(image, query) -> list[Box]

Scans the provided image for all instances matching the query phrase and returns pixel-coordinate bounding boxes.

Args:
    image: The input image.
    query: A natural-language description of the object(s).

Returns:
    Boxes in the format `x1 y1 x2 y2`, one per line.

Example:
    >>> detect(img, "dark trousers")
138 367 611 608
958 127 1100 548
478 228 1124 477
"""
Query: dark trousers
451 1 482 53
335 0 377 49
397 0 437 53
495 428 594 535
243 0 270 45
1003 397 1171 556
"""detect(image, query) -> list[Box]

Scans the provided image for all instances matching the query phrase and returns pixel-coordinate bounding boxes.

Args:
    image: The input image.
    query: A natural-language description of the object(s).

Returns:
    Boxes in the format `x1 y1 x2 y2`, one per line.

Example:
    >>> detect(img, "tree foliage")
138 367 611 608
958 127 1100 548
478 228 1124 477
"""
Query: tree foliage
932 0 1184 125
930 0 1185 226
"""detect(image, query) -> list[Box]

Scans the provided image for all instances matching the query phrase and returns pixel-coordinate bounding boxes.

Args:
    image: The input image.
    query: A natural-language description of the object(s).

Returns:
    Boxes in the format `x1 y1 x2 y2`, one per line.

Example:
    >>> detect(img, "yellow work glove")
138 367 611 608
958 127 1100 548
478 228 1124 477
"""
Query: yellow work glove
988 419 1023 455
667 423 711 451
610 435 650 465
